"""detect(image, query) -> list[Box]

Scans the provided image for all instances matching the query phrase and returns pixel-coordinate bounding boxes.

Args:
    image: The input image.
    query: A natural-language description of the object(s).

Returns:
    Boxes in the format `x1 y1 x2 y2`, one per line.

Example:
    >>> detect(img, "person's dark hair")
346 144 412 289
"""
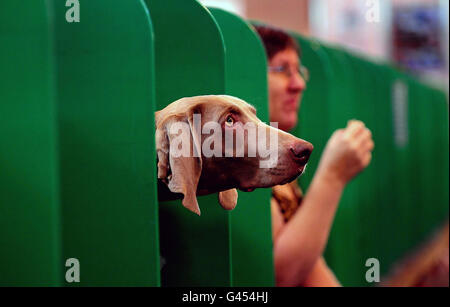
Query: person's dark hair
253 24 301 60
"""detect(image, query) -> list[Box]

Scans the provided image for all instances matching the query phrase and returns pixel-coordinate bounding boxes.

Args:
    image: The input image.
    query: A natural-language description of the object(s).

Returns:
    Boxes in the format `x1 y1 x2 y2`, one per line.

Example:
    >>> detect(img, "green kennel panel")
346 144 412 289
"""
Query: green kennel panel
345 56 407 281
406 78 433 245
51 0 159 286
432 89 449 225
145 0 231 286
209 8 274 286
343 55 387 279
0 1 62 286
291 35 333 193
389 71 418 259
362 67 449 282
287 37 365 285
425 86 449 229
413 83 437 241
408 81 449 242
434 89 449 225
317 45 366 286
366 63 401 271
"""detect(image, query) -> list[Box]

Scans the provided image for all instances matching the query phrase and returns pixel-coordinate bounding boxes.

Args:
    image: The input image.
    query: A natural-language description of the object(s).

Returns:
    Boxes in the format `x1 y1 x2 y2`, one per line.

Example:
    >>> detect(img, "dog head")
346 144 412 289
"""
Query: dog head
155 95 313 215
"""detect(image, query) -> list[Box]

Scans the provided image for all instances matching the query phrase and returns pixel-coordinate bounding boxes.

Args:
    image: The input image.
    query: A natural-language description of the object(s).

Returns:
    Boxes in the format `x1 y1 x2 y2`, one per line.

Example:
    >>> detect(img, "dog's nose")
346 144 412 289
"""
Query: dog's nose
290 141 313 166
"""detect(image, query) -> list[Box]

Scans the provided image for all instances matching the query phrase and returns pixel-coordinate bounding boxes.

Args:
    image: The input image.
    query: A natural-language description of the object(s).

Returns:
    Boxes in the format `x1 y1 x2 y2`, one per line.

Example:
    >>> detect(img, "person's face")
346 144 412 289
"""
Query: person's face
268 48 306 132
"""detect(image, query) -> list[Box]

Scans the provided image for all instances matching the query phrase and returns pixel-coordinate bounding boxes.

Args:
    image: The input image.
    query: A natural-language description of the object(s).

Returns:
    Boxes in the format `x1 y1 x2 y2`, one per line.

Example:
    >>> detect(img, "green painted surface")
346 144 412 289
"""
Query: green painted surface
146 0 230 286
288 33 449 286
51 0 159 286
389 71 417 260
321 46 367 286
209 8 274 286
406 79 449 243
433 90 449 227
0 0 61 286
291 36 332 193
368 60 401 275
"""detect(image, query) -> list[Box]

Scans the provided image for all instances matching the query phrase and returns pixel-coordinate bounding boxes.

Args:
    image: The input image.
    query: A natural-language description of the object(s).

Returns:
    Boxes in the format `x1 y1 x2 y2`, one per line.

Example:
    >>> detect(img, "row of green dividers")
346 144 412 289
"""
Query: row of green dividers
1 0 276 287
146 0 275 286
1 0 446 286
209 8 275 286
290 32 449 286
146 0 230 287
1 0 160 286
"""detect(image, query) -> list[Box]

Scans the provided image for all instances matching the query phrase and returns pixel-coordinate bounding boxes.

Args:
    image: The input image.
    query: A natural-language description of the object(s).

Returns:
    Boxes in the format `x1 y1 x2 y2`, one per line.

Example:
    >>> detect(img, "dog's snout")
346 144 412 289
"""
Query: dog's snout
290 141 313 165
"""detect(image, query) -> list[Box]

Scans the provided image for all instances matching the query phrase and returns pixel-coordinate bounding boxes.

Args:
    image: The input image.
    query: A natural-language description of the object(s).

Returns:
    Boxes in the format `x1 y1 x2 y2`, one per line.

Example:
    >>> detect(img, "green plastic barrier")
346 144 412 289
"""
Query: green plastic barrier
51 0 159 286
290 36 333 193
289 36 345 274
370 60 402 270
431 89 449 226
254 26 448 286
424 86 448 230
414 82 436 241
435 89 449 225
407 80 448 242
343 54 386 282
145 0 231 286
209 8 274 286
389 70 417 259
0 0 62 286
314 45 364 286
406 77 430 245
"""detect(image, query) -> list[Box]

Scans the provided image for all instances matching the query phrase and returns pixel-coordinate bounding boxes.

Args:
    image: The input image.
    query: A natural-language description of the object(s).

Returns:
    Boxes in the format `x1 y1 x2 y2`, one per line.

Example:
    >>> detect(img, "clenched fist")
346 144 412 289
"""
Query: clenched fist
317 120 374 185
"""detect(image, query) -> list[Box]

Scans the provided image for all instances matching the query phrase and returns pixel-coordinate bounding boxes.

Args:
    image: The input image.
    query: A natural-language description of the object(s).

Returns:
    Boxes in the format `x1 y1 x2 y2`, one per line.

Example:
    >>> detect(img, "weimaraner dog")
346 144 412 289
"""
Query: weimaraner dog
156 95 313 215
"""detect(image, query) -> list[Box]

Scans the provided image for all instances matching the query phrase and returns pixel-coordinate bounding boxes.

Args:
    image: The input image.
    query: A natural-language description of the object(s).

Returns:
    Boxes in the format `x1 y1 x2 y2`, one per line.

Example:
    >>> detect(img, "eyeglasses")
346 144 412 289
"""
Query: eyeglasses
268 65 310 82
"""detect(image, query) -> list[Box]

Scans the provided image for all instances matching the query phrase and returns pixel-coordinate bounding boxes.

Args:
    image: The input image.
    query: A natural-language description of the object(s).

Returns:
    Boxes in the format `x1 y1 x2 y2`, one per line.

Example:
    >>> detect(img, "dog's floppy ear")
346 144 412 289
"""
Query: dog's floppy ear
218 189 238 211
155 111 170 184
156 110 203 215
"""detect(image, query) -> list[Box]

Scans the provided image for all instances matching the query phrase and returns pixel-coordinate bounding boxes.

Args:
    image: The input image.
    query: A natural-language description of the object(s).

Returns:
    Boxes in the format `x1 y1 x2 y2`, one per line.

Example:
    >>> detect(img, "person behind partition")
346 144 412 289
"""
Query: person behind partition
254 24 375 287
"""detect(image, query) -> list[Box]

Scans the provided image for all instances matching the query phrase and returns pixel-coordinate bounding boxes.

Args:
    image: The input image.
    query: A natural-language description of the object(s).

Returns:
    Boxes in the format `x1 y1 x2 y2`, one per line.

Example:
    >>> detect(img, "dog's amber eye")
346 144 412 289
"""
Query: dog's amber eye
225 115 234 127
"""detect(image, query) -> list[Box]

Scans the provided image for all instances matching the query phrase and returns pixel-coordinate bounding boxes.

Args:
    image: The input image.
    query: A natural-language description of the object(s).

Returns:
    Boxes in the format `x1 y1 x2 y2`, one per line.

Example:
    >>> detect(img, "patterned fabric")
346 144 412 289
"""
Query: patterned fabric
272 180 303 222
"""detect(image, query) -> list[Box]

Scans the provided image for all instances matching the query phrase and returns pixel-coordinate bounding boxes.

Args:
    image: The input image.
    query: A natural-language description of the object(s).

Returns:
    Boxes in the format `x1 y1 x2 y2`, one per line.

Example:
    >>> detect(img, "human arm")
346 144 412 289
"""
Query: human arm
273 120 374 286
302 257 341 287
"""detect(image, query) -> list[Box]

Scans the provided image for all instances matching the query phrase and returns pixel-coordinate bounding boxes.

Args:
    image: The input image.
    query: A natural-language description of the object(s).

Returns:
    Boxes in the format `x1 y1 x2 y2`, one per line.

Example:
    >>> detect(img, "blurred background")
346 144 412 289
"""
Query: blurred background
200 0 449 92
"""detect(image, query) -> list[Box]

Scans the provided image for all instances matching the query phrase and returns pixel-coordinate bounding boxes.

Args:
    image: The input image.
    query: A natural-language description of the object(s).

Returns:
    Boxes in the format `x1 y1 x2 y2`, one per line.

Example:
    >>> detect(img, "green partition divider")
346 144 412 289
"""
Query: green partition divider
389 71 417 259
51 0 159 286
0 0 61 286
312 45 364 286
414 83 437 241
209 8 274 286
431 90 449 226
408 81 449 241
368 63 401 270
289 35 341 271
426 87 448 230
390 73 449 263
343 55 387 282
291 36 333 192
406 78 430 245
253 27 448 286
145 0 230 286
